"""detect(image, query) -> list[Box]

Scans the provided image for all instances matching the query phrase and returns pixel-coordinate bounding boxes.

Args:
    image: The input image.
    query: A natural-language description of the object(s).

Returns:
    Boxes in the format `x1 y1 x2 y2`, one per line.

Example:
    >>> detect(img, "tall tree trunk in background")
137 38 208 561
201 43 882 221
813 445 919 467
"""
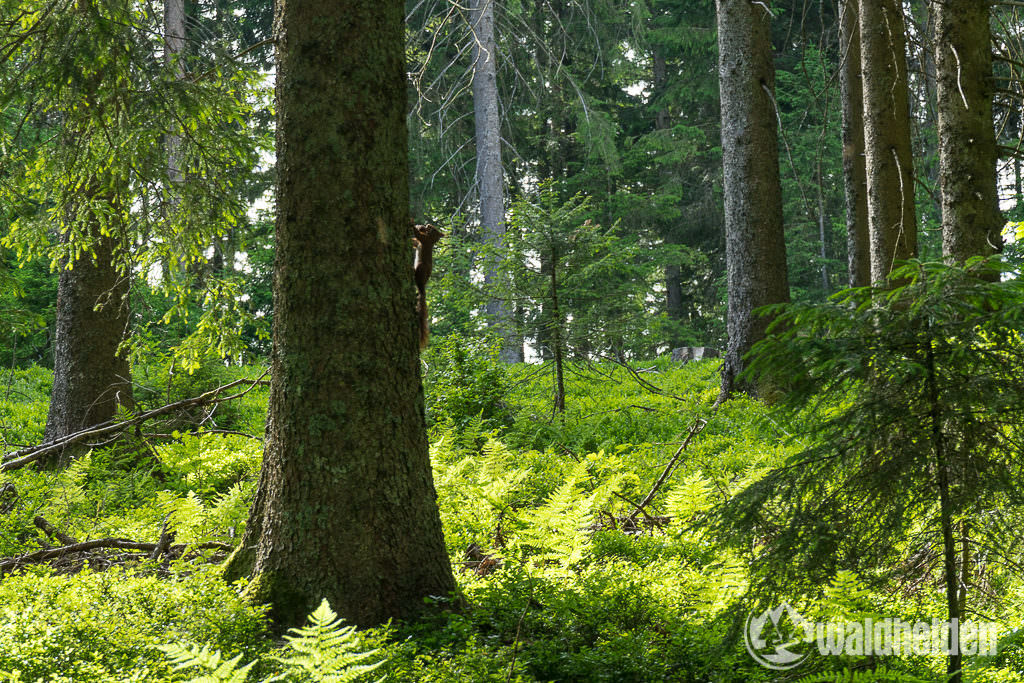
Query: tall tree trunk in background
165 0 185 190
653 46 687 346
161 0 185 284
839 0 870 288
45 3 135 464
471 0 519 362
933 2 999 675
44 227 133 463
912 1 941 229
715 0 789 402
860 0 917 283
935 0 1001 262
223 0 455 629
549 248 566 413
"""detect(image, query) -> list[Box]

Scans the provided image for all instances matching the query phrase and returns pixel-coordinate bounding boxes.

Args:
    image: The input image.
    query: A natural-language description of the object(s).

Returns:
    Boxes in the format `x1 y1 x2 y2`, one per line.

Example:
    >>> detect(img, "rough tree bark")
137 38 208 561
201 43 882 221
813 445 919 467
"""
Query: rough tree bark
44 4 135 462
222 0 455 629
164 0 185 187
715 0 789 401
471 0 520 362
860 0 917 283
43 228 133 462
935 0 1002 263
839 0 870 288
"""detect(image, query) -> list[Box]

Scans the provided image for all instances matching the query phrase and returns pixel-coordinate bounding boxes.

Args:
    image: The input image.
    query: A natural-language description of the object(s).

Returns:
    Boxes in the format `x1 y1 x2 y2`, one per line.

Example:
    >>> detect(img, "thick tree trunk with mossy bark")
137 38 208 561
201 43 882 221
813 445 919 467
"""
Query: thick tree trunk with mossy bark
222 0 455 629
860 0 917 283
43 230 133 466
935 0 1002 262
839 0 870 288
715 0 789 402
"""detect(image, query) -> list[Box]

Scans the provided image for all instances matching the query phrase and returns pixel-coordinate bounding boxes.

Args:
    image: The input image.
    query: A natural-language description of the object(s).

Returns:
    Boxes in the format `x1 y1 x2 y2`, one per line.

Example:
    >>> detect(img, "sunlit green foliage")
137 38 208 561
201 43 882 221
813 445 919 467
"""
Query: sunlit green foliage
2 357 1024 681
422 335 514 430
0 0 271 372
161 599 384 683
0 567 269 682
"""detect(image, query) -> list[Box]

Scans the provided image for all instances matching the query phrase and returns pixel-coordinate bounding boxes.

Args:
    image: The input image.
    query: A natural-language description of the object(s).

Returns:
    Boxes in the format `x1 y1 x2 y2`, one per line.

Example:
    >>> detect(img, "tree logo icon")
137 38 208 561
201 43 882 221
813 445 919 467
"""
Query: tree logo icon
744 603 810 670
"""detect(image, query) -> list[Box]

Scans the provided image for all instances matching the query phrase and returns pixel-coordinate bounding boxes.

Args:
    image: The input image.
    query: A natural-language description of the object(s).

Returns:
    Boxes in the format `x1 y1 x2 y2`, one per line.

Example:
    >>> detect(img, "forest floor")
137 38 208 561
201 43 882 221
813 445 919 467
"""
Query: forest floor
0 347 1021 682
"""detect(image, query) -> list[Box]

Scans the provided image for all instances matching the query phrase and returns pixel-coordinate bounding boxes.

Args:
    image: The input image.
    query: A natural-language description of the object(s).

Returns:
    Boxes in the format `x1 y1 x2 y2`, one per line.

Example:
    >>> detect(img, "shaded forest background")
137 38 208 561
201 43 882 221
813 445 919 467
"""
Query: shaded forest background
6 0 1024 371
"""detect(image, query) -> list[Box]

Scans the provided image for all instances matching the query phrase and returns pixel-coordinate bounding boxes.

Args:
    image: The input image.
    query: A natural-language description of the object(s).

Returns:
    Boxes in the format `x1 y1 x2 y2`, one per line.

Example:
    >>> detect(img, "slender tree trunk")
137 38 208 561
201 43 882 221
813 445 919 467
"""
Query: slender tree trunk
817 161 830 293
715 0 789 401
839 0 870 288
665 262 685 333
912 0 941 230
925 326 962 683
165 0 185 188
935 0 1001 262
223 0 455 629
471 0 519 362
653 46 688 345
549 249 565 413
44 229 133 463
536 251 553 360
860 0 917 283
161 0 186 285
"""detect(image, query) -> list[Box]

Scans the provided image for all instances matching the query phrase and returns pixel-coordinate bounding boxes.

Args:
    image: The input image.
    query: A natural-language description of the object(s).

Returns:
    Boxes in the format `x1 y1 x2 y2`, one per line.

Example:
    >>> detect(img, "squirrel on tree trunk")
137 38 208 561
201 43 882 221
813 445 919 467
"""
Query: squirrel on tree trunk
412 222 445 349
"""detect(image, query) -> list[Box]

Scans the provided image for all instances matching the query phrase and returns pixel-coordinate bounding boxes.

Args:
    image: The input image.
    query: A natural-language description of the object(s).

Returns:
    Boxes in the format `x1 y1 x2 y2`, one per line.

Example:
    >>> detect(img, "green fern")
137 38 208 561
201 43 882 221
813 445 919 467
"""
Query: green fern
160 600 383 683
208 480 254 532
163 490 207 533
158 643 255 683
267 599 384 682
792 667 927 683
516 460 620 569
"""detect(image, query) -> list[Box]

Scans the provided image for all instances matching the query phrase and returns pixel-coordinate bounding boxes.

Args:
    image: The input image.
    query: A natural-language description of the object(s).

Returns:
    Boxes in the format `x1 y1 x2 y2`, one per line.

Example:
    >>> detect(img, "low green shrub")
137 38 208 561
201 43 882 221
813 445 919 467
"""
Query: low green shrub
0 366 50 447
0 568 268 682
422 335 514 430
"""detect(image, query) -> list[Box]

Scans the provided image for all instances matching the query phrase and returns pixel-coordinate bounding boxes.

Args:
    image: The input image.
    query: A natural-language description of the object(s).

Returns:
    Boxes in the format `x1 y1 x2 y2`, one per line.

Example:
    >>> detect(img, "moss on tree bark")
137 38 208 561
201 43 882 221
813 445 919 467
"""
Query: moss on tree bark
223 0 455 630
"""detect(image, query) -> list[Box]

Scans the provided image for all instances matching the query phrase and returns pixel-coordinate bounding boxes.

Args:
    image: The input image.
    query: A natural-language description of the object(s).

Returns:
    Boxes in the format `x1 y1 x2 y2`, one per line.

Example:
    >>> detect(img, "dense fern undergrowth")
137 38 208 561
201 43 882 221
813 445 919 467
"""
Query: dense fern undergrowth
1 341 1023 682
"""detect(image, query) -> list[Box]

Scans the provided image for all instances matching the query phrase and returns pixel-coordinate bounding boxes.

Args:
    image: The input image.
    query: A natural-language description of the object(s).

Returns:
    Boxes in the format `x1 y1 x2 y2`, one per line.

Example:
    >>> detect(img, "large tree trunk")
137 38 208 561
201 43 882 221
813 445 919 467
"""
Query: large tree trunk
44 231 133 463
44 2 136 464
839 0 870 288
471 0 519 362
715 0 789 401
935 0 1001 262
223 0 455 629
860 0 917 283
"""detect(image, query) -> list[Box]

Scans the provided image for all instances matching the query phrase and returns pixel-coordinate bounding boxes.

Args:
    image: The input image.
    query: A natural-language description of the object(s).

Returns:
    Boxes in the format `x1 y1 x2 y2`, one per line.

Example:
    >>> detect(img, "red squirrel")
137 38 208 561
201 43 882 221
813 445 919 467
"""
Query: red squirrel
412 222 445 349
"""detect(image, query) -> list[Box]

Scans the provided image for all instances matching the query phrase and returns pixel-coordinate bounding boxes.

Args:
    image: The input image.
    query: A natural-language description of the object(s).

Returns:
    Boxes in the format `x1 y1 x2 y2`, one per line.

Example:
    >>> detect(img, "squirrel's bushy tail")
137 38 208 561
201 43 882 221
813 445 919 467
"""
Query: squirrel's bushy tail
417 292 429 349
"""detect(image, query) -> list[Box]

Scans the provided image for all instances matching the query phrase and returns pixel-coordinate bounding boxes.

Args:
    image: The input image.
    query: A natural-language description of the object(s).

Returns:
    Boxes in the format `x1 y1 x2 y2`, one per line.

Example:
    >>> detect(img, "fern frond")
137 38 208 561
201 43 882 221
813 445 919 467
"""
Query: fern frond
515 460 620 568
157 643 255 683
267 599 385 682
209 480 254 530
791 666 928 683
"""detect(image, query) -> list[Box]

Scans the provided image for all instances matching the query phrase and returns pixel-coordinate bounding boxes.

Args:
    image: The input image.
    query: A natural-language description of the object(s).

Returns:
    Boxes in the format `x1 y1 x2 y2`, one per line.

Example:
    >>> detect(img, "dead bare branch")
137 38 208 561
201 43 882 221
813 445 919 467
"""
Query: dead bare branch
1 371 268 472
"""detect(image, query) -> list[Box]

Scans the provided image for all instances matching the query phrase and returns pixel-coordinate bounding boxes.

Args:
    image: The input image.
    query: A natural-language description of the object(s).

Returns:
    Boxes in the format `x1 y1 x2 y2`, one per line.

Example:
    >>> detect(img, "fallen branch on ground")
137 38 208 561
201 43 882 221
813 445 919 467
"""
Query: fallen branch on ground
34 516 79 546
625 417 708 526
1 371 268 472
0 538 234 573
